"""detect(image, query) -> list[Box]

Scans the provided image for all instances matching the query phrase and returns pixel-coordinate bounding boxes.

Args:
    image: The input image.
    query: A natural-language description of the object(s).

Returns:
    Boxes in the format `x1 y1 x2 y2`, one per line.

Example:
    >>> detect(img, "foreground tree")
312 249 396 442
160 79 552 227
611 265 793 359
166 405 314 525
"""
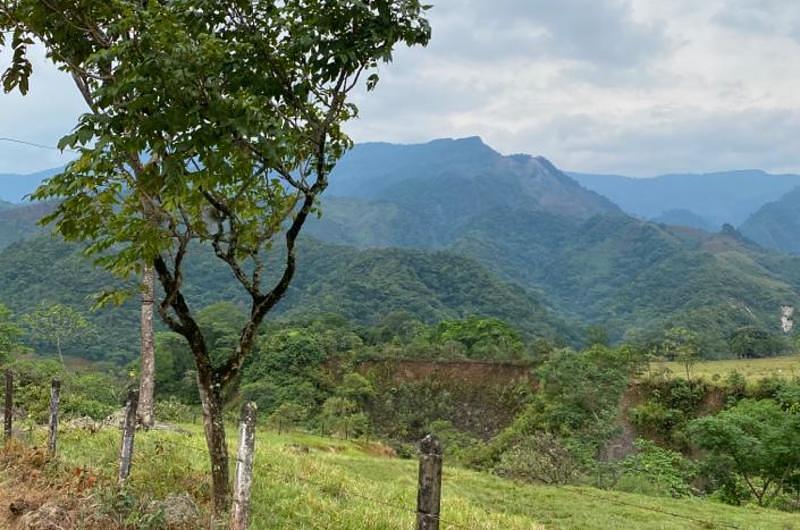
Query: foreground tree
689 399 800 506
1 0 430 515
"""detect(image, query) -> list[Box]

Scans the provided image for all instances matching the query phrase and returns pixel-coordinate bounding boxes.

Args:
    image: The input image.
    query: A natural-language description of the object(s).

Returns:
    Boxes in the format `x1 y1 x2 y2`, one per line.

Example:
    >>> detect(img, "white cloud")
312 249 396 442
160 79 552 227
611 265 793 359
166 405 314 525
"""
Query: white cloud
1 1 799 176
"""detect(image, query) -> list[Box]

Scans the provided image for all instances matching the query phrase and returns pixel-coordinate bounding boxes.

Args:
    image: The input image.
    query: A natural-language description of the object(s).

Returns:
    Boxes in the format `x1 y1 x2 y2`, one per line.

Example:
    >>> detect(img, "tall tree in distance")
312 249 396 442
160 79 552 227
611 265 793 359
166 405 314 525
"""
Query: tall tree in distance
138 266 156 428
23 303 93 367
1 0 430 515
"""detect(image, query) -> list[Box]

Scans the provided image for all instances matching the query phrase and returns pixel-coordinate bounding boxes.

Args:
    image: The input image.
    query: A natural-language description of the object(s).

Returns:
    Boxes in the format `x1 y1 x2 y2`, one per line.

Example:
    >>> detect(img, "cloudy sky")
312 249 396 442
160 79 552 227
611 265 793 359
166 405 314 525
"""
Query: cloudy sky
1 0 799 176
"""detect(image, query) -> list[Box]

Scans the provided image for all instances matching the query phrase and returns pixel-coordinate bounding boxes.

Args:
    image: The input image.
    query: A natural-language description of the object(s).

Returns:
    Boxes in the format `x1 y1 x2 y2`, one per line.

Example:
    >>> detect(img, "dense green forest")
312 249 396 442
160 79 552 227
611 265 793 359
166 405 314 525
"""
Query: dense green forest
0 234 570 362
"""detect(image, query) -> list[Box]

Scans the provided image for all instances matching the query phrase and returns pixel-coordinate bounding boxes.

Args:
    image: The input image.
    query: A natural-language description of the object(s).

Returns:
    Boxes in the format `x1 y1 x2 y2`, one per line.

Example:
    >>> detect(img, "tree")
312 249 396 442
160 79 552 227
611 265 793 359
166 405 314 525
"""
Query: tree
661 327 699 382
23 303 93 366
688 399 800 506
320 396 369 440
584 325 610 348
2 0 429 514
0 303 23 362
432 317 524 359
729 326 785 359
337 372 375 407
268 402 307 434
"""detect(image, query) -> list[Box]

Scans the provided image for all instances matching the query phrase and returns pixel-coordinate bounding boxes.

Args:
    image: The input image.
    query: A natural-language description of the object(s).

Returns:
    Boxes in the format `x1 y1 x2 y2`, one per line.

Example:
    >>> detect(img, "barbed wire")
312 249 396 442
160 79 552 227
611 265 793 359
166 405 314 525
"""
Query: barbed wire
565 487 741 529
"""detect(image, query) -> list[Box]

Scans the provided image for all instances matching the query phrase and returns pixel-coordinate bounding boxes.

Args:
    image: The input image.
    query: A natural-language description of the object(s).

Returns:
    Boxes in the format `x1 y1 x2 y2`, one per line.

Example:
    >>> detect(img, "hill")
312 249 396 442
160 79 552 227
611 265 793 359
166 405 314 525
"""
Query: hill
652 209 716 231
314 137 619 248
0 235 569 362
740 186 800 255
570 170 800 227
450 212 800 349
0 167 62 203
5 425 798 529
4 138 800 356
0 201 52 249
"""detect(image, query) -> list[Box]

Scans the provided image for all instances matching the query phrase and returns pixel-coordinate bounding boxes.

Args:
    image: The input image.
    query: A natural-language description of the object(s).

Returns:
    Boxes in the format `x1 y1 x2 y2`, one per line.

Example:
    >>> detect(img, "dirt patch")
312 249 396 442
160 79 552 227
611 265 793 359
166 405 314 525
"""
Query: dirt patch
356 441 397 459
0 442 203 530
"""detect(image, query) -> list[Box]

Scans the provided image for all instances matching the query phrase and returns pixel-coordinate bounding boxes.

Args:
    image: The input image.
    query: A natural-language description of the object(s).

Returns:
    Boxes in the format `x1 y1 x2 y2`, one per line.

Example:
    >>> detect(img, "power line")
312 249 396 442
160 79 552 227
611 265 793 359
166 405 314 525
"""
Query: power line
0 136 79 154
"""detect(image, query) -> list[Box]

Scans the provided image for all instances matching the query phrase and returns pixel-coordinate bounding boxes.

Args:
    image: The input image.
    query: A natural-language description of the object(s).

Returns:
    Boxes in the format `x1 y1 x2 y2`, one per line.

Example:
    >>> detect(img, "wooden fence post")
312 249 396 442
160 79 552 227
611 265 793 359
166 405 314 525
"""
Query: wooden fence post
231 401 257 530
4 370 12 443
48 379 60 456
416 434 443 530
118 388 139 483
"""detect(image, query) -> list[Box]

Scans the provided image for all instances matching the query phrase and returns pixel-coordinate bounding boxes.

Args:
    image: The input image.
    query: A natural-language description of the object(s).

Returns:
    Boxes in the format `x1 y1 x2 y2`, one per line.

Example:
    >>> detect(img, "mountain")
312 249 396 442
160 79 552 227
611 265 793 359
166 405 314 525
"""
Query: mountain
3 137 800 358
652 209 716 232
740 187 800 255
0 201 51 249
0 235 570 362
310 137 620 248
570 170 800 227
306 139 800 351
0 167 62 203
450 212 799 349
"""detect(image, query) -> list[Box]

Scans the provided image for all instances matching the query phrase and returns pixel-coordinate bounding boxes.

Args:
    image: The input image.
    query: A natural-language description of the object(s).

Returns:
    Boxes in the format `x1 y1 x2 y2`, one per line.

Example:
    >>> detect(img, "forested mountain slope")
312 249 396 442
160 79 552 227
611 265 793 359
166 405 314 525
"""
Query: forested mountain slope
0 201 52 249
0 235 569 362
306 139 800 351
740 186 800 256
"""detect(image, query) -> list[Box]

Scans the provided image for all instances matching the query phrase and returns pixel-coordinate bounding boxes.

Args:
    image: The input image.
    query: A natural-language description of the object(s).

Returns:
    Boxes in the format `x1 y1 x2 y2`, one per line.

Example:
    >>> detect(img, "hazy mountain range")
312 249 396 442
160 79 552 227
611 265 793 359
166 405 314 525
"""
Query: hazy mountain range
570 169 800 230
2 137 800 361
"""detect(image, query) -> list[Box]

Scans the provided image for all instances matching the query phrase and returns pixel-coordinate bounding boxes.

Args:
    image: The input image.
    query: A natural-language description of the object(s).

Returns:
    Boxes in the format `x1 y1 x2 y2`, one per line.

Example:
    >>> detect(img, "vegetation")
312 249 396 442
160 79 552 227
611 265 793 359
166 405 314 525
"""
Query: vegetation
0 302 23 362
689 398 800 507
4 425 800 529
23 302 94 367
0 236 570 363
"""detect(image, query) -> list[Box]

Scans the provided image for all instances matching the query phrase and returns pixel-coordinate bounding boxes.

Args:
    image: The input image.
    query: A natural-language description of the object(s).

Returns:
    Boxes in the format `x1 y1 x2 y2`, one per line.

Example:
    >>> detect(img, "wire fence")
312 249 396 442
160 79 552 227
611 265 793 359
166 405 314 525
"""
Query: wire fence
0 372 755 530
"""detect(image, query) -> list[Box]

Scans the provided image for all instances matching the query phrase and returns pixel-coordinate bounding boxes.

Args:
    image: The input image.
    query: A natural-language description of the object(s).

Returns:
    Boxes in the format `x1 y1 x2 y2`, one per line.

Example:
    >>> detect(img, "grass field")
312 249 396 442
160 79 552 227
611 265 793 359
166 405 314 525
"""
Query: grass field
3 424 794 529
651 354 800 381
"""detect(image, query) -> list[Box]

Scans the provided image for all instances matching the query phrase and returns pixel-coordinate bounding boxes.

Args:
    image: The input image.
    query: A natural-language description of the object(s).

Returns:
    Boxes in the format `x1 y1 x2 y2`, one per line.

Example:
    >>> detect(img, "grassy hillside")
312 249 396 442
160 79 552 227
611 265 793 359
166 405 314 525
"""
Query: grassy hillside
652 354 800 381
5 425 799 529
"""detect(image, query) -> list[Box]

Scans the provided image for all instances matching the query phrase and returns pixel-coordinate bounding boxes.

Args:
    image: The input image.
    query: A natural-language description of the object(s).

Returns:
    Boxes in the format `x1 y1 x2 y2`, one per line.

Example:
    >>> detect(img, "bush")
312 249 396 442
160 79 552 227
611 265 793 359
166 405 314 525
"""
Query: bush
495 432 581 485
616 439 696 498
155 398 197 423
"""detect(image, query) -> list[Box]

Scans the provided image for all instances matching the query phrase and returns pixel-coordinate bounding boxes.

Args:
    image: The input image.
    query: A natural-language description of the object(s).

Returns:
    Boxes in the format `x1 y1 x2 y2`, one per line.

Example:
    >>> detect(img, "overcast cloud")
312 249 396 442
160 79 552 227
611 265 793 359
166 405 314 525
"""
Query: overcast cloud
1 0 799 176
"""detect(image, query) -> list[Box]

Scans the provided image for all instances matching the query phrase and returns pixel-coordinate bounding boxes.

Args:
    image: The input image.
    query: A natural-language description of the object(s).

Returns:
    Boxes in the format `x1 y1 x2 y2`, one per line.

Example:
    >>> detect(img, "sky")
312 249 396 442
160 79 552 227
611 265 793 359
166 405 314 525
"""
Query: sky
1 0 799 176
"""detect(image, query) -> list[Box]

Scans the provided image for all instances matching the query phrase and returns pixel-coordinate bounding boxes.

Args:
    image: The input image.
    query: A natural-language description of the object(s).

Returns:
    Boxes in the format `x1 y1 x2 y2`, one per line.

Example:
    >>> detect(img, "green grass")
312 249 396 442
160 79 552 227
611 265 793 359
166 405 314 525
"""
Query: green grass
22 425 797 529
652 354 800 382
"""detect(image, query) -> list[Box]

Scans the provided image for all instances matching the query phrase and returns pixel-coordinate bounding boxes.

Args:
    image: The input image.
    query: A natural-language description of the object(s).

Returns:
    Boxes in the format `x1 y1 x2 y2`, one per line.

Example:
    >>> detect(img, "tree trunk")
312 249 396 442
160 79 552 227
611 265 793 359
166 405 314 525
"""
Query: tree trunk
197 366 231 517
137 265 156 428
56 336 65 368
